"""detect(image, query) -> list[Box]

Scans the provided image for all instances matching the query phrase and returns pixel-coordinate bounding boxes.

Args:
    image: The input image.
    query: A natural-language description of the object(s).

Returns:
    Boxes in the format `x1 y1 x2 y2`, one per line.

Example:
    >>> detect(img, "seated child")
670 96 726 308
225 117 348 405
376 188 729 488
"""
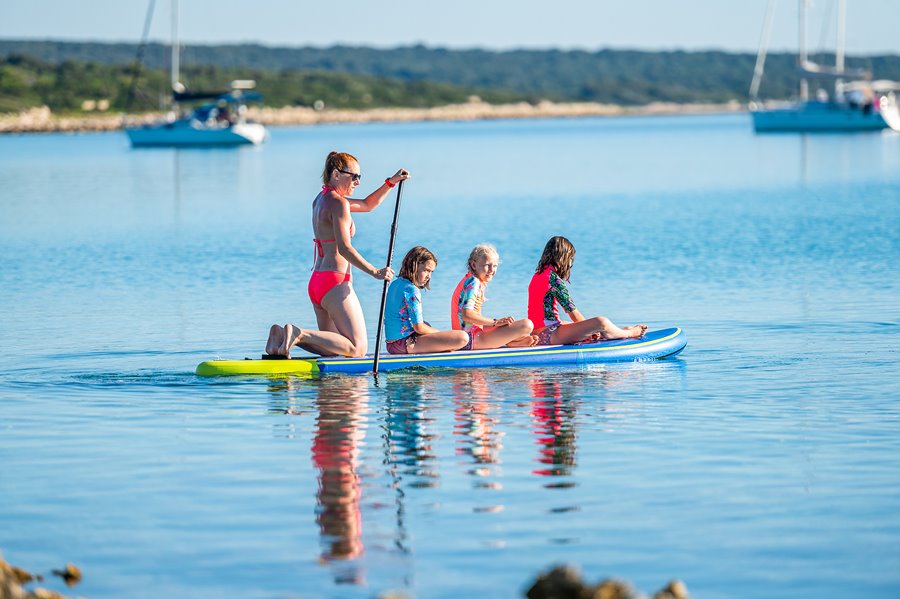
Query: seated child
451 243 536 350
384 246 469 355
528 236 647 345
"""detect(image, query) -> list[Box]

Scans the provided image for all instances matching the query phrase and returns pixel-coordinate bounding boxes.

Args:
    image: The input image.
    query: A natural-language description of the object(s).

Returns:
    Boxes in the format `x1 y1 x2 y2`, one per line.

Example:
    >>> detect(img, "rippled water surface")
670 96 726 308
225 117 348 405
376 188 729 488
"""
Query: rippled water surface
1 115 899 598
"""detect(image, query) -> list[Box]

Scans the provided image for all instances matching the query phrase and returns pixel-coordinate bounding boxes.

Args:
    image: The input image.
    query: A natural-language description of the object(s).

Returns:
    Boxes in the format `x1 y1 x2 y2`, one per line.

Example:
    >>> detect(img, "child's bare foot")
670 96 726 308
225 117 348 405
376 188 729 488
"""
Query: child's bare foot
281 323 303 359
507 334 539 348
624 324 648 338
265 324 284 356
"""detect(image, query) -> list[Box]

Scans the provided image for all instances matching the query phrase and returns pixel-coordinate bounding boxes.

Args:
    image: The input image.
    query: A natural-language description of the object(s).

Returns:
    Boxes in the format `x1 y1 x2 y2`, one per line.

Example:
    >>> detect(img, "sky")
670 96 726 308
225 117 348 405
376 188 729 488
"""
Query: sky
2 0 899 56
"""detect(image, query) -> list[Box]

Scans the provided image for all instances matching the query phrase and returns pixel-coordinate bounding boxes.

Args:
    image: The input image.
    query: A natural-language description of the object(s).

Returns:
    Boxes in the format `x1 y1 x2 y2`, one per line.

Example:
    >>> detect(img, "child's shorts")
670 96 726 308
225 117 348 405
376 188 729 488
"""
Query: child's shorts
386 333 419 354
461 327 481 351
535 323 561 346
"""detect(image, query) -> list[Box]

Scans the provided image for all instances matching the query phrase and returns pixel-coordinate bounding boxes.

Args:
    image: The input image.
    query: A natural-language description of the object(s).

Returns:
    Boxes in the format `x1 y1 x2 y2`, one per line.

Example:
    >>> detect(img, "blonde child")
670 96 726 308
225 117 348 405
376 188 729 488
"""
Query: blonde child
451 244 536 350
528 236 647 345
384 246 469 355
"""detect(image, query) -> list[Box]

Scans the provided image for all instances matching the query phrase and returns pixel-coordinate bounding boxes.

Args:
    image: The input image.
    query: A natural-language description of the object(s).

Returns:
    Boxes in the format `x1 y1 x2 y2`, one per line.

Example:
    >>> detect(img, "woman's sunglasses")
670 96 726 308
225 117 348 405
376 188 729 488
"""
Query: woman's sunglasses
338 169 361 182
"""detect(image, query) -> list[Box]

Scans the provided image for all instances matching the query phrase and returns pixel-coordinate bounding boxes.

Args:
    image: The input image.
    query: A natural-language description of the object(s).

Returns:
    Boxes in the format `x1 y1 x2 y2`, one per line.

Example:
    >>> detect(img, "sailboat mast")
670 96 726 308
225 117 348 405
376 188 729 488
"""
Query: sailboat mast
750 0 776 101
170 0 180 93
835 0 845 97
799 0 808 101
835 0 846 70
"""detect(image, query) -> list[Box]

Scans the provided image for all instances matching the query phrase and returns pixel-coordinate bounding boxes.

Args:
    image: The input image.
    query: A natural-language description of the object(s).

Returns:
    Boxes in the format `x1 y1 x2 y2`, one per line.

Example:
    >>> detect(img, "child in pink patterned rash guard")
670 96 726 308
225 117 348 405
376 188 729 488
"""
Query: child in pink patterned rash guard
450 244 536 350
527 236 647 345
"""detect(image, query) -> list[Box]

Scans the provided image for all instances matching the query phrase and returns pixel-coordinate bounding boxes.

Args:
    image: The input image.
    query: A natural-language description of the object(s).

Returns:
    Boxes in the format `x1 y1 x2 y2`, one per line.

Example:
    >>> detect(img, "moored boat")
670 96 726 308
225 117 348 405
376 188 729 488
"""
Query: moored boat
124 0 268 147
749 0 900 133
126 85 268 147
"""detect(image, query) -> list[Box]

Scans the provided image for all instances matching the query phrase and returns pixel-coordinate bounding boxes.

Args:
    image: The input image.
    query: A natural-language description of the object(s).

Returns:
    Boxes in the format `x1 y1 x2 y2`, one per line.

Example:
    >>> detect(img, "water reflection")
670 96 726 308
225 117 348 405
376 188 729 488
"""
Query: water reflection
526 364 665 484
528 371 578 480
269 374 370 585
452 370 503 473
450 370 506 524
383 374 439 490
263 361 683 585
379 373 444 563
311 376 369 575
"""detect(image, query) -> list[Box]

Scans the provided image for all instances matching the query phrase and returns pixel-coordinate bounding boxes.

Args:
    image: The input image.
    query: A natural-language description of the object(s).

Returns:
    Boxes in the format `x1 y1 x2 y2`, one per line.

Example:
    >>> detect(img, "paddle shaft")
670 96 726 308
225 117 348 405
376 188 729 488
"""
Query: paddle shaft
373 179 404 374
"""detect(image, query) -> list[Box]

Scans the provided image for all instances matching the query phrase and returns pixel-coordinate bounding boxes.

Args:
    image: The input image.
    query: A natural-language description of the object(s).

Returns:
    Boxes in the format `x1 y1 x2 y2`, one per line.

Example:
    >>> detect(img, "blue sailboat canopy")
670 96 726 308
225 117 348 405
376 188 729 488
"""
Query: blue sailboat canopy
173 90 264 104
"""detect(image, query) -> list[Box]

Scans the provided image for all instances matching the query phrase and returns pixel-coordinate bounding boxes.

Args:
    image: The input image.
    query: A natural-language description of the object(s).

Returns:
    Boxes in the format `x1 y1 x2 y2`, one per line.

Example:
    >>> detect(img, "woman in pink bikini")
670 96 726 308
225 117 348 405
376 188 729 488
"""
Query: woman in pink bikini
266 151 409 358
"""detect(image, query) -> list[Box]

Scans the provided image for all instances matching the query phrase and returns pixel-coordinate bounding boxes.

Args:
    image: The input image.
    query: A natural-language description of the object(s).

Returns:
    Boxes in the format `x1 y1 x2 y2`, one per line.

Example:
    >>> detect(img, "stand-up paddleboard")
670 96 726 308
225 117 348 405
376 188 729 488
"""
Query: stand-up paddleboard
196 327 686 377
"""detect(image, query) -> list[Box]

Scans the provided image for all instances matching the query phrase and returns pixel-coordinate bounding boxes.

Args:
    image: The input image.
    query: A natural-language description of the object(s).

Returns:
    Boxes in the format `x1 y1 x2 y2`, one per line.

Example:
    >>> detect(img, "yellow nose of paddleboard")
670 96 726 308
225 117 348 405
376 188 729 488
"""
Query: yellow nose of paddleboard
196 358 319 377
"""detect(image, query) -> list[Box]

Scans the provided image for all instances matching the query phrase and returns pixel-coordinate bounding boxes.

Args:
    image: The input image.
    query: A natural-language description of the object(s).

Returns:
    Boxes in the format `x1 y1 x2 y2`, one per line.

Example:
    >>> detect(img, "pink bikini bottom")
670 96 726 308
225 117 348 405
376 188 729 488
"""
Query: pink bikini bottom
308 270 351 307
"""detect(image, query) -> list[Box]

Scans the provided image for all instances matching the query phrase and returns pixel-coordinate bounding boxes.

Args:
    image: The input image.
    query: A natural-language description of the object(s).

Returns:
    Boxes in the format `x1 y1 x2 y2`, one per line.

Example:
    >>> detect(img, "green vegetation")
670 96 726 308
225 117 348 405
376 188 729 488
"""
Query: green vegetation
0 53 526 114
1 40 899 114
0 54 135 112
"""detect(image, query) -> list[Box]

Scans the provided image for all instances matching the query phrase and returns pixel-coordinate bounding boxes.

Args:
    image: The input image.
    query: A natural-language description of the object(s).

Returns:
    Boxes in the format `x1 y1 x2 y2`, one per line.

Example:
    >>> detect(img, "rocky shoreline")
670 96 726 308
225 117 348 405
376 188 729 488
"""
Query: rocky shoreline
0 99 744 134
2 553 688 599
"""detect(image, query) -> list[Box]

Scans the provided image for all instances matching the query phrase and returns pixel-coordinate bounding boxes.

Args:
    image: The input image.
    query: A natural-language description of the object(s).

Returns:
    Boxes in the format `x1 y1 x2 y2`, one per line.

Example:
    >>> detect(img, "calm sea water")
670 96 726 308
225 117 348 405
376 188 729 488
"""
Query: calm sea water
1 114 899 598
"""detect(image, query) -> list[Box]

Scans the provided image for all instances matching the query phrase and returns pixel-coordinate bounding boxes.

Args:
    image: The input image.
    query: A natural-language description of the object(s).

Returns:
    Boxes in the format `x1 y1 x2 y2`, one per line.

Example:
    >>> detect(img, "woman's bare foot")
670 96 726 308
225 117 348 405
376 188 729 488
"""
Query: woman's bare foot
266 324 285 356
507 334 539 348
281 323 304 359
623 324 648 338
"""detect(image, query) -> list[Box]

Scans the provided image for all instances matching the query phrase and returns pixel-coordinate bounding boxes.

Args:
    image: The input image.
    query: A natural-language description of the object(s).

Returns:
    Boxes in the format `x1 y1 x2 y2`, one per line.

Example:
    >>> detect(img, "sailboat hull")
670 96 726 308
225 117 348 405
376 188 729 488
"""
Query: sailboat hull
126 119 268 147
751 101 896 133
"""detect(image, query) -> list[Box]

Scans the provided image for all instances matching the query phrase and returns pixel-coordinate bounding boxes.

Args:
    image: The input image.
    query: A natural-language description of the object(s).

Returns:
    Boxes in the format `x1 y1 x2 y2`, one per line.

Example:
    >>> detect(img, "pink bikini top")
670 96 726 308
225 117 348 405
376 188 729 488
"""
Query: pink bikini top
313 185 355 257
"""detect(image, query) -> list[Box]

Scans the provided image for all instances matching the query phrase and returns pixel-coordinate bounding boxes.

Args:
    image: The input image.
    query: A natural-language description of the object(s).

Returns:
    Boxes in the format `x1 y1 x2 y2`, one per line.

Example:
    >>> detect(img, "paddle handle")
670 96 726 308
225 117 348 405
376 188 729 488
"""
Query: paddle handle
373 179 404 374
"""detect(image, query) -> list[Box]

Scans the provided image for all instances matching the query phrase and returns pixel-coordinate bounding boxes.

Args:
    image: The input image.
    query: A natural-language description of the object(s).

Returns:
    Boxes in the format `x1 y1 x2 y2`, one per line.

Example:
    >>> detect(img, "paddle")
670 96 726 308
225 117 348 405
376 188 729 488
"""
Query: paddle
373 179 405 375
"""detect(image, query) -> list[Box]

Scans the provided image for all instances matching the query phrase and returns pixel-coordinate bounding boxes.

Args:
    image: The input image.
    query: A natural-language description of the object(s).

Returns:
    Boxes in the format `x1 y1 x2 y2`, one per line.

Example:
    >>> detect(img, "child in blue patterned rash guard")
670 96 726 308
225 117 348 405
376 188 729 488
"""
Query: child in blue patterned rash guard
384 246 469 355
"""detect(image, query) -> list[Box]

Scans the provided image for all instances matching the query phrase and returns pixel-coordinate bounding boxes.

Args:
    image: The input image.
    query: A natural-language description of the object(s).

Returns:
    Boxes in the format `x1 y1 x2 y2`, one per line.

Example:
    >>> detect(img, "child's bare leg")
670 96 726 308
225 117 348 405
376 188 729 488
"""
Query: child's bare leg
473 319 534 350
265 324 285 356
589 317 646 340
622 324 649 337
408 330 469 354
552 317 645 344
506 320 539 347
600 320 646 339
506 334 539 347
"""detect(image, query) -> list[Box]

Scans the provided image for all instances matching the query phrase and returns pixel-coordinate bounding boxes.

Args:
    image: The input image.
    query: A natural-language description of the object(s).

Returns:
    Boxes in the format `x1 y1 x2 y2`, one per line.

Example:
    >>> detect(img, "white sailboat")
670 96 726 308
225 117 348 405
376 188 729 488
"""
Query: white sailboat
749 0 900 133
125 0 268 147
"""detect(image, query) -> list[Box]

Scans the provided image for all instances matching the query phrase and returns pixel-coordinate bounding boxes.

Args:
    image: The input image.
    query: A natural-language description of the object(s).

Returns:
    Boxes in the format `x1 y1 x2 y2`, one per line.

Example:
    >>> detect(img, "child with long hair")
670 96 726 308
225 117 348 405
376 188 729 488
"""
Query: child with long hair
384 246 469 354
451 243 536 350
528 236 647 345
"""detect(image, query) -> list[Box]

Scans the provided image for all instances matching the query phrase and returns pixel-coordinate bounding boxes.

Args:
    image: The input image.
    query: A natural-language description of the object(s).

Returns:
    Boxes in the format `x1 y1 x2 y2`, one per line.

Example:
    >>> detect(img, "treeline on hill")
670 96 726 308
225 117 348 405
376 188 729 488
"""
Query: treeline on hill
1 40 899 114
0 53 526 113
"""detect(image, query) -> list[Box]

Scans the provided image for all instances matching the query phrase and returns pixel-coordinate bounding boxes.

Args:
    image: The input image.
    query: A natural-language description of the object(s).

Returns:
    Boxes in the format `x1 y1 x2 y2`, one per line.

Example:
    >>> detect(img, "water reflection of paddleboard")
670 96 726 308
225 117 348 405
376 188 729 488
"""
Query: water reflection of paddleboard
196 327 686 377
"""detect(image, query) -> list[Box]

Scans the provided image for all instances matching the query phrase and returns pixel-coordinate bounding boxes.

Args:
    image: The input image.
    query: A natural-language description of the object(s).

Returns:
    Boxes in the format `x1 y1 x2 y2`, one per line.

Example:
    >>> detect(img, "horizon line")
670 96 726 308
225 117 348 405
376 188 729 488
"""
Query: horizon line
2 37 899 58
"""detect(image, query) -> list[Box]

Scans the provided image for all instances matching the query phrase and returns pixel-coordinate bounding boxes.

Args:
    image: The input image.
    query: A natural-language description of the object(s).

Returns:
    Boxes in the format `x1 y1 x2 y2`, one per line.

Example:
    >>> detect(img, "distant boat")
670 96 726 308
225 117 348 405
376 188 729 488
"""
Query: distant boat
125 0 268 147
748 0 900 133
